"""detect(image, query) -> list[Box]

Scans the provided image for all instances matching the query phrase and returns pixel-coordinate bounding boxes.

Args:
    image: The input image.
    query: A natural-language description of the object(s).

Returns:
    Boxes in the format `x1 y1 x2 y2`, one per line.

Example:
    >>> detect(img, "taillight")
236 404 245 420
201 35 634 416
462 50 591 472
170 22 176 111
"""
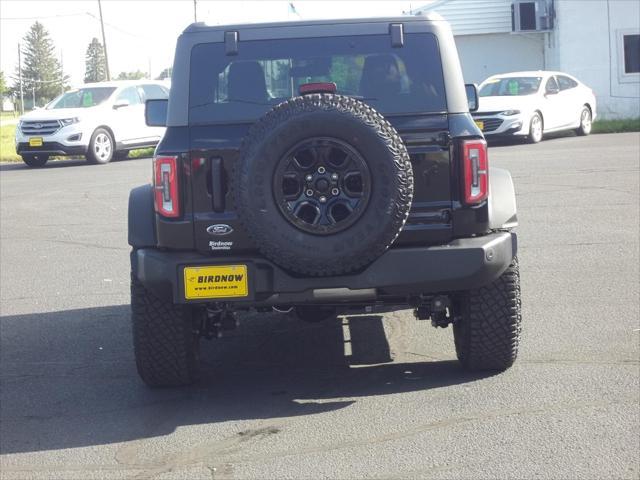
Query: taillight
461 139 488 205
153 155 180 217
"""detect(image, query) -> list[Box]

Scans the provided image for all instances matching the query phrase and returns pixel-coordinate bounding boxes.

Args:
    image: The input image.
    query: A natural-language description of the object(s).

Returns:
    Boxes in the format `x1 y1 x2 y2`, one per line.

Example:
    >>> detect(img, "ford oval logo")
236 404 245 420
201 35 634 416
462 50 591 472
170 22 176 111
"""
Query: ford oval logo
34 123 43 129
207 224 233 236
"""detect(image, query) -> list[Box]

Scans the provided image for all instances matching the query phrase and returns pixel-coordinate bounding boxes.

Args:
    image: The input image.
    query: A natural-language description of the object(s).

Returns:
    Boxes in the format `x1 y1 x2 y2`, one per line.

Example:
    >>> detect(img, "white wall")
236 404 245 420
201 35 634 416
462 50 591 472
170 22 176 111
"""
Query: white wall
455 33 545 84
425 0 513 35
546 0 640 119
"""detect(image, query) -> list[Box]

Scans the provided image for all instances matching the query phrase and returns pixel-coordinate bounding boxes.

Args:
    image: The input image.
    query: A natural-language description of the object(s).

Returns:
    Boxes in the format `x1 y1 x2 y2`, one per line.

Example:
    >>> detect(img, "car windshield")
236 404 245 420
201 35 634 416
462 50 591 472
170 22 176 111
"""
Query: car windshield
48 87 117 109
479 77 542 97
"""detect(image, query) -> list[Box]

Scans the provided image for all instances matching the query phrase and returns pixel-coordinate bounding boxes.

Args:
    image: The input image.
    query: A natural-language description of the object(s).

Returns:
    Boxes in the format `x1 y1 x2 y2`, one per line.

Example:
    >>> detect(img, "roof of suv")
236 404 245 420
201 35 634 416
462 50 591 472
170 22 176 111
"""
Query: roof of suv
80 80 168 89
167 12 469 126
182 13 445 34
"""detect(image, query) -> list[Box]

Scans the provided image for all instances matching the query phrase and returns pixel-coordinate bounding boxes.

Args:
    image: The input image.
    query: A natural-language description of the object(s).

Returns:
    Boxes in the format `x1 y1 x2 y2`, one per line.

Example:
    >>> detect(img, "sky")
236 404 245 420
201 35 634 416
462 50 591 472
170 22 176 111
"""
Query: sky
0 0 423 86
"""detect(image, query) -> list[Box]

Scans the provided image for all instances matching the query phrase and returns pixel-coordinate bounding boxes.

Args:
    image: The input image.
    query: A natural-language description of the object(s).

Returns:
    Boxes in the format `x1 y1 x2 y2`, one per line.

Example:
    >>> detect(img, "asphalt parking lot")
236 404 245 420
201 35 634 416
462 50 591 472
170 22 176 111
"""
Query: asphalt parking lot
1 132 638 479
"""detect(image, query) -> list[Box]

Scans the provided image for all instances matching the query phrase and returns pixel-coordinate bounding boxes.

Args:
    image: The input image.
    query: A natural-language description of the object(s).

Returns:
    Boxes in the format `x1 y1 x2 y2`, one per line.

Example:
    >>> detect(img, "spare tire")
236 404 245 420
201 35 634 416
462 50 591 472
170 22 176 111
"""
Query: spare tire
234 94 413 276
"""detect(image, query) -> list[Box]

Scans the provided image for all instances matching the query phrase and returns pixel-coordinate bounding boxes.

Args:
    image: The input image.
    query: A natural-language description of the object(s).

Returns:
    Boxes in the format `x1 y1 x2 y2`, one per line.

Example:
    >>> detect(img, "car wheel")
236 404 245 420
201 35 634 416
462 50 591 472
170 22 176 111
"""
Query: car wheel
131 268 200 387
453 257 522 371
86 128 114 164
575 106 592 136
527 113 543 143
233 94 413 276
21 154 49 168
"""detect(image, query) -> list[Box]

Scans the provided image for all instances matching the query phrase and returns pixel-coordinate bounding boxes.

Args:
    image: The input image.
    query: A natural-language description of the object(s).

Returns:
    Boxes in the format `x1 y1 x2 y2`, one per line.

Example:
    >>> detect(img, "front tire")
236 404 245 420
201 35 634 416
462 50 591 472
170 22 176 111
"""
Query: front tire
21 154 49 168
575 106 592 136
453 257 522 371
131 270 200 387
527 113 543 143
86 128 114 164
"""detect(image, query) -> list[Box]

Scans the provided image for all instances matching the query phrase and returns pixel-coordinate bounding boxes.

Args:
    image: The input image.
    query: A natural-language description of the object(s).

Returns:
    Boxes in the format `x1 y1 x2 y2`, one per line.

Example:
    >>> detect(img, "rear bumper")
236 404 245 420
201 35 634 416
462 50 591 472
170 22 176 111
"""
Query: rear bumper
133 231 517 306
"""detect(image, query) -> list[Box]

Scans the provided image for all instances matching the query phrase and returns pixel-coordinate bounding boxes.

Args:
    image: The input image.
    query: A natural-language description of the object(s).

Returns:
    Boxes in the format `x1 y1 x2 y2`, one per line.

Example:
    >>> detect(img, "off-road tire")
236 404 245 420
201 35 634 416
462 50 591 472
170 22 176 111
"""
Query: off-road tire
21 154 49 168
131 271 199 387
453 257 521 371
234 94 413 276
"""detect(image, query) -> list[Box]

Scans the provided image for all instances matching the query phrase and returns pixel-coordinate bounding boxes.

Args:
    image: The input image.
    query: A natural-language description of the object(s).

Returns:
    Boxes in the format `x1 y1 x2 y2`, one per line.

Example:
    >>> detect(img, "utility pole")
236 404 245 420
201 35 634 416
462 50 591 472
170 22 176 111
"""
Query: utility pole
18 43 24 114
32 86 35 109
60 50 65 94
97 0 111 80
193 0 197 22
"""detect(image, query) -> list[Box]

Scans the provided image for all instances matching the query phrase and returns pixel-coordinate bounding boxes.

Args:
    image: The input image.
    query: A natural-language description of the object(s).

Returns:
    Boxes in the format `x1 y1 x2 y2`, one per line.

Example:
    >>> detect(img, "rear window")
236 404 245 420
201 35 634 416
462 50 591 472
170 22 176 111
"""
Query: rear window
189 33 446 124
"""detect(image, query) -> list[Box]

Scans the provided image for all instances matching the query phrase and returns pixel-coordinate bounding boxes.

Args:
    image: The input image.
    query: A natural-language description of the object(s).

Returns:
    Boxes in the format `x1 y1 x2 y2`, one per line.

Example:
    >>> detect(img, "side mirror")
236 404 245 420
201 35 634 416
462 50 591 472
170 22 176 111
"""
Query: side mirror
465 83 479 112
145 99 168 127
113 99 130 109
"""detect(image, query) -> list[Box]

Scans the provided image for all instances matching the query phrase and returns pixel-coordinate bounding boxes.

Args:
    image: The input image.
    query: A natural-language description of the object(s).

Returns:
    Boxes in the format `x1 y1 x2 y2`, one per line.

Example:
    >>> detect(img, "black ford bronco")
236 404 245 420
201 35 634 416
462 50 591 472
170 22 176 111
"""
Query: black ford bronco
128 14 521 387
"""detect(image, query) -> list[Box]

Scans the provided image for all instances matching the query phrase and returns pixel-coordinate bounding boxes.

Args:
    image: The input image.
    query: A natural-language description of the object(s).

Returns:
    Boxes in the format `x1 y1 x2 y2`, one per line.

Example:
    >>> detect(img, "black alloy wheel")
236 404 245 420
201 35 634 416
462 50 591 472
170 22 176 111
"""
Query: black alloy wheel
273 137 371 235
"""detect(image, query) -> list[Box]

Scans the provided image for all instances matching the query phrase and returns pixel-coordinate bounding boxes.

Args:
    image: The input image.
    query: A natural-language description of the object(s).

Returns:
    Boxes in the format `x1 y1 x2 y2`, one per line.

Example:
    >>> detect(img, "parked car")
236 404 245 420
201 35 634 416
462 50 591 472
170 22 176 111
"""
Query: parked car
15 80 169 167
128 15 521 387
473 71 596 143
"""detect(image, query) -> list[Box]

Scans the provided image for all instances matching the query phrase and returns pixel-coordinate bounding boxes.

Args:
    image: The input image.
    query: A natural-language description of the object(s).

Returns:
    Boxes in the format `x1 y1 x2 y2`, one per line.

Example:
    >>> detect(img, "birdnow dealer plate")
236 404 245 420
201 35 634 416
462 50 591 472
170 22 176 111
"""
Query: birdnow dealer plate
29 137 43 147
474 120 484 130
183 265 248 299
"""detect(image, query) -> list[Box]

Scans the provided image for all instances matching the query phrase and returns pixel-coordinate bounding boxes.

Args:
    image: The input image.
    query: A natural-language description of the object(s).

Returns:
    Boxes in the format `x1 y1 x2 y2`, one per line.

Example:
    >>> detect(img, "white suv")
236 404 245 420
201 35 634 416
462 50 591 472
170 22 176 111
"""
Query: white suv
15 80 169 167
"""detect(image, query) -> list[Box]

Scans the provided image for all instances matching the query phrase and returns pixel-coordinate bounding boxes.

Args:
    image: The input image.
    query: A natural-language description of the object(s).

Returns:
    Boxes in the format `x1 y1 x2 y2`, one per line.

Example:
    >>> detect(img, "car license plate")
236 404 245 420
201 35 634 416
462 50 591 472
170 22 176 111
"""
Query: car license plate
29 137 43 147
474 120 484 130
184 265 248 299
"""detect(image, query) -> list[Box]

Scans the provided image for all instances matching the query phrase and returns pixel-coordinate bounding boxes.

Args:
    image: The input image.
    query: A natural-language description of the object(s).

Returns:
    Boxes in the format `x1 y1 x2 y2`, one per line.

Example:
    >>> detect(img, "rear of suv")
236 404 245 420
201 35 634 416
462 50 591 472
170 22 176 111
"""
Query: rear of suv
128 14 521 387
16 80 168 167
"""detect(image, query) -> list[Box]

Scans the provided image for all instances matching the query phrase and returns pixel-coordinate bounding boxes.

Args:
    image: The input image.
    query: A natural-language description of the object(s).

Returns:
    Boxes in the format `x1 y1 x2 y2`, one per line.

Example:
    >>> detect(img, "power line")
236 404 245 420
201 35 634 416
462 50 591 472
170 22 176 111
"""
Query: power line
2 10 147 40
11 77 64 85
1 13 88 21
85 12 148 40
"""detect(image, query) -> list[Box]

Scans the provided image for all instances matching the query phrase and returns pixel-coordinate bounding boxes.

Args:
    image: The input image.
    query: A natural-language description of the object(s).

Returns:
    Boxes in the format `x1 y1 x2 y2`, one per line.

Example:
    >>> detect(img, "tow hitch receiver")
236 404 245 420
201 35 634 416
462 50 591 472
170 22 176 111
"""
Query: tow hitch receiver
414 295 452 328
198 306 239 339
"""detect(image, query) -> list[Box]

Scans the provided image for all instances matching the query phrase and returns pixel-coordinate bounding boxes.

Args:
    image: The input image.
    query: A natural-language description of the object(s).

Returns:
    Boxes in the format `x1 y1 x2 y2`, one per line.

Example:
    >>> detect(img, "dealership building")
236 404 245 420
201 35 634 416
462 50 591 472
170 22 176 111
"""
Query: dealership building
416 0 640 119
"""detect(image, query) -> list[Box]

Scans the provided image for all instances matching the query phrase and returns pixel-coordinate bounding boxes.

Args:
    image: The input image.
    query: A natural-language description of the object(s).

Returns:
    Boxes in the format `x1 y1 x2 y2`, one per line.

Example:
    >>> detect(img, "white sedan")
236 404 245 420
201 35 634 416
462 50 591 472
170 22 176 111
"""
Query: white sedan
473 71 596 143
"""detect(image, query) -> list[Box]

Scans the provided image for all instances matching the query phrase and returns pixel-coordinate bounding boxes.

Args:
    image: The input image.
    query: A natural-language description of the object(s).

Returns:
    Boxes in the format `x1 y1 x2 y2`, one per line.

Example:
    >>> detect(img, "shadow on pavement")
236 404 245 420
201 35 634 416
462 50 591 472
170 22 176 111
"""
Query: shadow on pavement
0 156 150 172
0 305 493 454
0 159 88 171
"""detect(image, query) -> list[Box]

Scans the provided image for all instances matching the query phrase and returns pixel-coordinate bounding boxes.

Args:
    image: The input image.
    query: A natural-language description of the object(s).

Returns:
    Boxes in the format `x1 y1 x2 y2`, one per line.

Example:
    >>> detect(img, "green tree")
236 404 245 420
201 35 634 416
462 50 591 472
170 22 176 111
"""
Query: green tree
0 71 6 98
116 70 146 80
155 67 172 81
84 38 106 83
13 22 68 107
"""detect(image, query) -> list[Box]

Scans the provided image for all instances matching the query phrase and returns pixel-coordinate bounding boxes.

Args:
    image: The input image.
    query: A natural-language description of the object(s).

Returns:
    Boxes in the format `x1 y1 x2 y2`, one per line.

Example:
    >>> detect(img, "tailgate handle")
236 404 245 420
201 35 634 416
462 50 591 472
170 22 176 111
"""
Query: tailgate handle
211 157 225 212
